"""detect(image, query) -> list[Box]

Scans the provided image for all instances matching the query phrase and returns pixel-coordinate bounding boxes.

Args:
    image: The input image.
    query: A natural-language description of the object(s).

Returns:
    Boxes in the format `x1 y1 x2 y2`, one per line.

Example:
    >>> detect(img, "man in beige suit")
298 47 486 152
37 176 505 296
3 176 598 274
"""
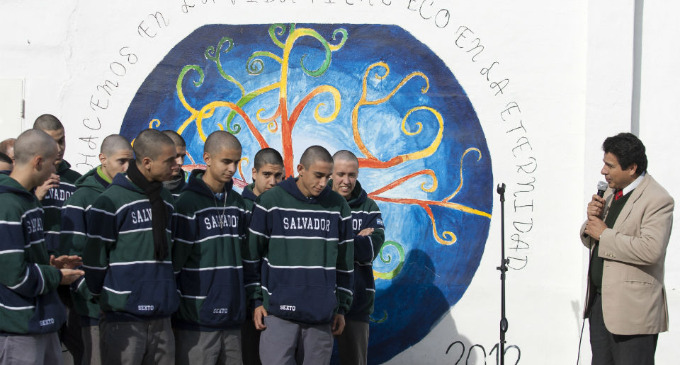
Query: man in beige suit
582 132 674 365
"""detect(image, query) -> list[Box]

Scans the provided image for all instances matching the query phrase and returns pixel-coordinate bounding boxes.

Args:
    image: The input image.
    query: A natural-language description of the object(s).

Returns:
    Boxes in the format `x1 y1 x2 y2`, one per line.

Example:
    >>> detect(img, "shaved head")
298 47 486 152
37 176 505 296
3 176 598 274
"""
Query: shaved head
299 145 333 169
332 150 359 165
162 130 186 148
254 148 283 170
33 114 64 132
0 138 15 156
134 129 175 163
13 129 58 166
101 134 132 155
204 131 241 154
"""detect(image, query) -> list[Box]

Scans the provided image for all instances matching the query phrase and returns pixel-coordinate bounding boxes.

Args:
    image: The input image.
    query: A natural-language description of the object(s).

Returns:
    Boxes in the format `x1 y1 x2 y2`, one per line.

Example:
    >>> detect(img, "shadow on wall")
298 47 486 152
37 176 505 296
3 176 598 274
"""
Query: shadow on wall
331 249 476 364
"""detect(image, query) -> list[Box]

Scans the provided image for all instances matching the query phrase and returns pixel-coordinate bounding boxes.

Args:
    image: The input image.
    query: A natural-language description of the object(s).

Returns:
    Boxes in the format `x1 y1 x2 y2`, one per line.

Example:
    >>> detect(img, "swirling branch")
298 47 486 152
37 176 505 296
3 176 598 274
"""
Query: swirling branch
272 26 347 176
246 51 283 75
352 62 441 169
289 85 341 127
148 119 161 129
444 148 482 202
175 65 221 136
255 107 280 133
194 101 269 149
279 26 348 100
237 157 249 183
281 85 341 176
357 106 444 169
205 37 245 97
373 241 406 280
226 82 280 134
269 23 295 49
176 65 204 114
368 165 491 245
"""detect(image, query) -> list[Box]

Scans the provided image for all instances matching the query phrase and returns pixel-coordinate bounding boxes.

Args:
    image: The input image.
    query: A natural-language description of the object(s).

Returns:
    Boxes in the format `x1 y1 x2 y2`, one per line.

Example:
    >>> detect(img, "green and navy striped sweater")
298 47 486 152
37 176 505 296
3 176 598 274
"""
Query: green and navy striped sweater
0 174 65 334
42 160 81 255
244 177 354 324
242 183 257 212
342 180 385 323
60 166 111 323
172 170 249 330
82 173 178 320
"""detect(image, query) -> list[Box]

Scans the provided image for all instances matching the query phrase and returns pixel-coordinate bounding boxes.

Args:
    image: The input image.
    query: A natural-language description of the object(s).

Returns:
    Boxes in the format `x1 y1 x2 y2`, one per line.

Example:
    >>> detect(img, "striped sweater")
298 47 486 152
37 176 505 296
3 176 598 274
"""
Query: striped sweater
242 183 257 212
0 174 65 334
60 166 110 322
172 170 249 330
244 177 354 324
343 180 385 323
42 160 81 255
82 173 178 320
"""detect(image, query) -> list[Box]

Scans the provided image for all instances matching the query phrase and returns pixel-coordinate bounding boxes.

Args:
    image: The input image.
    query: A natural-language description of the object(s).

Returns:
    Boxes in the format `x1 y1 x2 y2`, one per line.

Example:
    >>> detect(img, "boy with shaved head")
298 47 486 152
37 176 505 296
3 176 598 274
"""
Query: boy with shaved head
172 130 249 364
33 114 82 255
83 129 180 365
33 114 84 363
162 130 188 199
0 129 84 364
241 147 284 365
244 145 354 364
242 148 285 211
331 150 385 365
60 134 133 365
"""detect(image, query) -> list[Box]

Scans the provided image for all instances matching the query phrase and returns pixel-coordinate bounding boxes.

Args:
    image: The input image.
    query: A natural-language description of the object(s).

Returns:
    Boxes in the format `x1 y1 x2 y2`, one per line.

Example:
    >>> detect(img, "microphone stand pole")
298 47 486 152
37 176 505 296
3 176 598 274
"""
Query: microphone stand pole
496 183 508 365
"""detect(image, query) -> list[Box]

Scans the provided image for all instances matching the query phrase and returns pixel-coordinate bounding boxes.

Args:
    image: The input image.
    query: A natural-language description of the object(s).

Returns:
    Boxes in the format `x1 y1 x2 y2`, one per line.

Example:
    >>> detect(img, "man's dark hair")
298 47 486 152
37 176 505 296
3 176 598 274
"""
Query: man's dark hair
162 130 186 148
602 132 647 175
33 114 64 131
299 145 333 169
254 148 284 170
134 129 175 163
0 152 11 165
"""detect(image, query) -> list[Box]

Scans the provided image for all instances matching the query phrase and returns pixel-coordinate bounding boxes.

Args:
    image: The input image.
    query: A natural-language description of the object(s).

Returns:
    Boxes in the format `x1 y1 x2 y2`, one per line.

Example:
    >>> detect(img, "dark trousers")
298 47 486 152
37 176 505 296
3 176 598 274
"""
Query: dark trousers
59 291 84 365
336 319 369 365
241 319 262 365
589 293 658 365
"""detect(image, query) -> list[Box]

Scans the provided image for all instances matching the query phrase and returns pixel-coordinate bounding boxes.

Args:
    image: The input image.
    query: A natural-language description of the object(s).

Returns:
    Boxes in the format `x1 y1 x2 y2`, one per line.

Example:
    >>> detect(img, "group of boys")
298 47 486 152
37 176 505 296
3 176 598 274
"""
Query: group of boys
0 114 385 365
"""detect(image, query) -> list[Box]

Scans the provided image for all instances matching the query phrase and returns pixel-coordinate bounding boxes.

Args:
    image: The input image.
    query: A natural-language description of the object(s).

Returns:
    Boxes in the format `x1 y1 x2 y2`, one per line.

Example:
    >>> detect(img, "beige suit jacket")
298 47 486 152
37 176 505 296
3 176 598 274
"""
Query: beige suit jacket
581 174 674 335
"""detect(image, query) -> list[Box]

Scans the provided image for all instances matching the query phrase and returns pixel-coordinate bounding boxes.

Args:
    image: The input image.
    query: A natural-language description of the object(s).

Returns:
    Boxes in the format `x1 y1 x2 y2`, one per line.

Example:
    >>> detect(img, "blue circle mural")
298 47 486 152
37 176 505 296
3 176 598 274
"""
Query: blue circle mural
120 23 492 364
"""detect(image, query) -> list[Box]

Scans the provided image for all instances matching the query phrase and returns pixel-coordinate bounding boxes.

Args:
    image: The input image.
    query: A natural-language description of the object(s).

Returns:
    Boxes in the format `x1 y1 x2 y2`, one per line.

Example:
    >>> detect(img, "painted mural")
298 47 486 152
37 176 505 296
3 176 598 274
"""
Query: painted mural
120 23 493 364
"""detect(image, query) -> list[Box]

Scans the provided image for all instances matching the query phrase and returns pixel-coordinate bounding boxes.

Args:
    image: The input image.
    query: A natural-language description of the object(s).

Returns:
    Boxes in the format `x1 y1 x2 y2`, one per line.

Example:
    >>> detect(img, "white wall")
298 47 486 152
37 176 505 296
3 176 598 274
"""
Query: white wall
637 1 680 361
1 1 678 363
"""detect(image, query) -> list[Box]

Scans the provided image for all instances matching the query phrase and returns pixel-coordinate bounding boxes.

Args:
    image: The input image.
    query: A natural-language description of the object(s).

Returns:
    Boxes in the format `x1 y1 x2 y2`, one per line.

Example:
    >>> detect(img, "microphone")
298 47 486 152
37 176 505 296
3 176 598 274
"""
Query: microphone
596 181 608 198
583 181 609 238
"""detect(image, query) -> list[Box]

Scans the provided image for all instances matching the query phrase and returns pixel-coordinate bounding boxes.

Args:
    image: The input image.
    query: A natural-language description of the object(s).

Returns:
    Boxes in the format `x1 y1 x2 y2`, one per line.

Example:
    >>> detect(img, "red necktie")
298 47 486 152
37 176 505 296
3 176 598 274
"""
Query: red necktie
614 189 623 201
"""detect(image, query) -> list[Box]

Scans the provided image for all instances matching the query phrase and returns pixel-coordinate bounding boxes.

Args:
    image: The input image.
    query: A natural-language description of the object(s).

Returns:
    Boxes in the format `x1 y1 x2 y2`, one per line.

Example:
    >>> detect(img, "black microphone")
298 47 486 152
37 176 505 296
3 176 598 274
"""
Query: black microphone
596 181 608 198
583 181 609 238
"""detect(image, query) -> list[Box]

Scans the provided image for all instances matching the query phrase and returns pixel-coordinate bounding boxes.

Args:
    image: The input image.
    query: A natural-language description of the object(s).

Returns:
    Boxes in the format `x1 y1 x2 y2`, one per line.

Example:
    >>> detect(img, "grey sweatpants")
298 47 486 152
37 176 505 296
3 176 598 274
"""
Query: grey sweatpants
259 315 332 365
175 328 242 365
0 332 63 365
99 317 174 365
81 323 101 365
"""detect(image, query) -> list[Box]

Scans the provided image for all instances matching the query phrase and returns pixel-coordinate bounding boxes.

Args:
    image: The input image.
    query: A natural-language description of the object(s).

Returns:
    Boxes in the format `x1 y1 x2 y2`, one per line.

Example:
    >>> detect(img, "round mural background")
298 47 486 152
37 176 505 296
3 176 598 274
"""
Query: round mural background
120 23 492 364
